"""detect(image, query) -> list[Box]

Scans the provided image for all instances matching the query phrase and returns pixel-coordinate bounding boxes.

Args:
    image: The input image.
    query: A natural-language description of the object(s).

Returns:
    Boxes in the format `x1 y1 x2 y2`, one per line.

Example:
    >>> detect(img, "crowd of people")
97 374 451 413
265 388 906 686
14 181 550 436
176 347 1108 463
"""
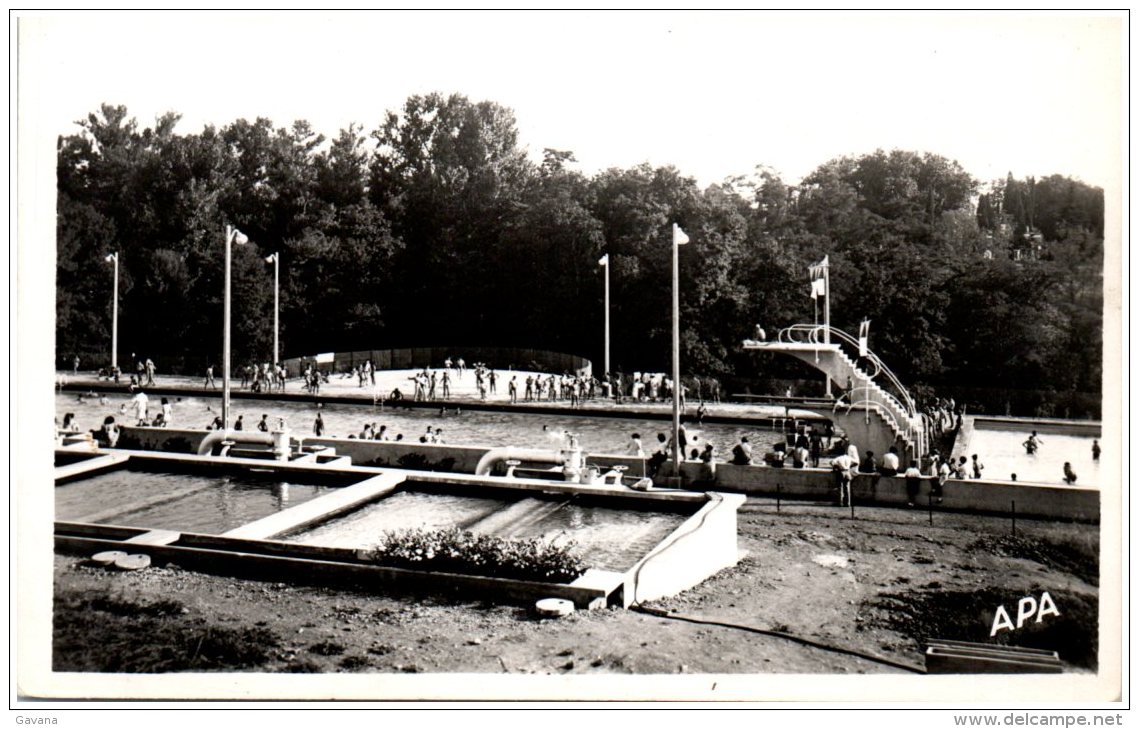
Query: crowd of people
60 354 1100 494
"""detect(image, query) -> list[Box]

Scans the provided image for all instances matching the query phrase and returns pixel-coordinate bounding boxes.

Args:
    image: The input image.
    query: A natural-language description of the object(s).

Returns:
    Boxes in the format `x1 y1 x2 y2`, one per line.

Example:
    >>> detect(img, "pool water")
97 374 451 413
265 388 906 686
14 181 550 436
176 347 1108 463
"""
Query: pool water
55 469 344 533
965 428 1101 487
285 488 690 572
56 393 790 462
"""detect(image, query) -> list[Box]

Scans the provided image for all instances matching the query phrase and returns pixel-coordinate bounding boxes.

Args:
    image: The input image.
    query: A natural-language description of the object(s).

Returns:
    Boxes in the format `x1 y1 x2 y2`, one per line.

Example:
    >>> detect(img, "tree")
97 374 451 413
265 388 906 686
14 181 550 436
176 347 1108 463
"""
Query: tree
369 93 536 346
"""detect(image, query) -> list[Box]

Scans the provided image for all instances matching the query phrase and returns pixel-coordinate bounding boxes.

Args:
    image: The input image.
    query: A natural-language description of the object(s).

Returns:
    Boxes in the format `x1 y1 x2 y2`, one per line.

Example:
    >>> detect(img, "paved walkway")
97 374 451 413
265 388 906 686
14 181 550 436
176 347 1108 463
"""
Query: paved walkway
56 369 828 425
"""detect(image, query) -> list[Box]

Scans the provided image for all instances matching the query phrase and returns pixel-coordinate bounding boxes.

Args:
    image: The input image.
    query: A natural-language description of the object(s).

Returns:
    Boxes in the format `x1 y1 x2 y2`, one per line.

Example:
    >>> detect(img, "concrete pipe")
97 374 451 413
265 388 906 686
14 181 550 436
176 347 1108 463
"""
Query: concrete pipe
197 429 276 457
474 448 565 477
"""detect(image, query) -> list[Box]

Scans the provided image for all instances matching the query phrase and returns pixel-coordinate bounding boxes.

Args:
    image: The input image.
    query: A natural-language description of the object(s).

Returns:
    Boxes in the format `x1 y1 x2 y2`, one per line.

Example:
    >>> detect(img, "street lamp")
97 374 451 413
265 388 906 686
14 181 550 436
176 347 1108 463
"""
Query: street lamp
598 253 609 378
223 225 249 430
265 252 279 366
104 252 118 371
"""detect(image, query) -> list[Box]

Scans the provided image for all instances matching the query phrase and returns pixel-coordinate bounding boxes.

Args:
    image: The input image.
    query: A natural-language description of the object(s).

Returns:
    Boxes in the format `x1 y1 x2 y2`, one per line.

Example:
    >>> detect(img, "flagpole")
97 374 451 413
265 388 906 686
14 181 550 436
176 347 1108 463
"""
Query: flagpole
603 256 610 378
671 225 681 472
823 257 832 397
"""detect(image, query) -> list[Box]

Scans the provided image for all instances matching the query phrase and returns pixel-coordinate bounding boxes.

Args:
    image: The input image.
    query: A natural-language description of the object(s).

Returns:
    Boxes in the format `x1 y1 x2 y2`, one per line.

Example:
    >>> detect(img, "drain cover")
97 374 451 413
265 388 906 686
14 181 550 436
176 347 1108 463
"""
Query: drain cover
535 598 575 618
113 554 152 571
91 551 128 565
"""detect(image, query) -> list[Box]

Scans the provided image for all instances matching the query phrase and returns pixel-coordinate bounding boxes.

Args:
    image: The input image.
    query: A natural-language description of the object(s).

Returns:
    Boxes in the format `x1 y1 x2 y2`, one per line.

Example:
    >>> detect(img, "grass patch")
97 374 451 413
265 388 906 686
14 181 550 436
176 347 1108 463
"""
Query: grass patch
866 587 1098 669
54 589 280 672
969 533 1099 586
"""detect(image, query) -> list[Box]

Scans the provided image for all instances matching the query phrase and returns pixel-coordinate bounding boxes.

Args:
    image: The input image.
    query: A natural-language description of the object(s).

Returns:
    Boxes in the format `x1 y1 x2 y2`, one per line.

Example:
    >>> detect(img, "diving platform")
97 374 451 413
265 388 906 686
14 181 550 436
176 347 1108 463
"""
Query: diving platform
744 325 927 460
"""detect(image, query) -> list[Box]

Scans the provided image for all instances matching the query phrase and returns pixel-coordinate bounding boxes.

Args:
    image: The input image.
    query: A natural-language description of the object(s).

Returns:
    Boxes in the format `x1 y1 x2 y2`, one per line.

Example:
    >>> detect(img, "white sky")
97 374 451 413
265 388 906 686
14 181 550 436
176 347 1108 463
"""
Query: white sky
17 10 1125 188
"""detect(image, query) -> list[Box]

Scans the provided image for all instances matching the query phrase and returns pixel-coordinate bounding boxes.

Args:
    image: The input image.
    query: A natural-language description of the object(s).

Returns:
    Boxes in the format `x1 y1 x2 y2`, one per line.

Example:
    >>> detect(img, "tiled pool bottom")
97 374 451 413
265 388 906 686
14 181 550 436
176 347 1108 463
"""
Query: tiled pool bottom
965 427 1101 487
284 488 691 572
55 468 347 534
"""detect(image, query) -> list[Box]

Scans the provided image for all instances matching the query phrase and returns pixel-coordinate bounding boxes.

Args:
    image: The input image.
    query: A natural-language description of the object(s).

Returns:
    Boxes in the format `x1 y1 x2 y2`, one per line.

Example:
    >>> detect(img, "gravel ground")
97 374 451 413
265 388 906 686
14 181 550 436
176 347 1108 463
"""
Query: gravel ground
52 499 1099 693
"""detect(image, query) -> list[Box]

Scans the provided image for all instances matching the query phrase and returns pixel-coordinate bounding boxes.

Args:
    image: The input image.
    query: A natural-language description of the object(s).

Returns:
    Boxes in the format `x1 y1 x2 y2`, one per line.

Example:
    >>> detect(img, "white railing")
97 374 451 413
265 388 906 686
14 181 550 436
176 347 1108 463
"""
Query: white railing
775 323 927 457
777 324 918 420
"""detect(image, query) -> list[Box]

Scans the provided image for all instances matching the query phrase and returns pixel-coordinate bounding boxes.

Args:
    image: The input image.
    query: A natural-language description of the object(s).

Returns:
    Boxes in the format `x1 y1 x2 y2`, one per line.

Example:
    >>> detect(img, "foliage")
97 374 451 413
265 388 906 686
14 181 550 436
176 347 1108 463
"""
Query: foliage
362 526 586 584
55 99 1104 413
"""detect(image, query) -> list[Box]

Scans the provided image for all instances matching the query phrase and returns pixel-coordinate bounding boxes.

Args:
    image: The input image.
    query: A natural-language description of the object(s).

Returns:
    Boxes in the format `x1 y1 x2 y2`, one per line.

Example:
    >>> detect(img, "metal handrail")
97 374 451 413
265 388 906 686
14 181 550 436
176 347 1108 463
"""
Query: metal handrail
778 324 917 419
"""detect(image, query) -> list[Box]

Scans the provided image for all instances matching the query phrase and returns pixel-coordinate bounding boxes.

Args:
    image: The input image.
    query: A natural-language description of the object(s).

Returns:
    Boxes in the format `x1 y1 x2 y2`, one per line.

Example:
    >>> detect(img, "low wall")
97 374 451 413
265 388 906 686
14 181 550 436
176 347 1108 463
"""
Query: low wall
969 417 1102 438
111 427 1099 521
116 426 652 477
625 493 745 606
284 346 592 379
710 463 1099 522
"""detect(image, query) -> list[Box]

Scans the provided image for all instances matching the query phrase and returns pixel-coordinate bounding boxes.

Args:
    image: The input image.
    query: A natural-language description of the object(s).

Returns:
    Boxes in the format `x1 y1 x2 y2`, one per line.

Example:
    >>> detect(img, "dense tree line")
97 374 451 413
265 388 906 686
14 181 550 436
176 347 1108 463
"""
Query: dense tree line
55 95 1104 413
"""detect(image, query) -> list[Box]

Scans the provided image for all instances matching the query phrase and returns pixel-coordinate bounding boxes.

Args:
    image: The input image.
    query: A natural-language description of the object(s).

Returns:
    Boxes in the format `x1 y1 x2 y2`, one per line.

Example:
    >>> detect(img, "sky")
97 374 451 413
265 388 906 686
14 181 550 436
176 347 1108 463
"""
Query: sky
17 10 1125 189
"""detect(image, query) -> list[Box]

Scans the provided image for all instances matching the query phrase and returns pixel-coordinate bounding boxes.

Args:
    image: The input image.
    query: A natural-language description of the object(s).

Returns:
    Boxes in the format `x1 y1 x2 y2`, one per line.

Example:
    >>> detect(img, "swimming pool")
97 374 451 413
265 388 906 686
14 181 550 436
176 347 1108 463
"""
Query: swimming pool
56 393 790 462
963 421 1101 487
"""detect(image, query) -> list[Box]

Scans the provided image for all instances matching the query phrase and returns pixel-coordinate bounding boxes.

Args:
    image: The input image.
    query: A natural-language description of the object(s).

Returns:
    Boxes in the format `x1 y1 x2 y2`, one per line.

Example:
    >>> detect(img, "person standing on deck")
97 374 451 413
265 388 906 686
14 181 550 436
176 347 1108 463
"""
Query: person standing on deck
971 453 985 479
1092 440 1101 461
904 461 923 507
831 450 855 507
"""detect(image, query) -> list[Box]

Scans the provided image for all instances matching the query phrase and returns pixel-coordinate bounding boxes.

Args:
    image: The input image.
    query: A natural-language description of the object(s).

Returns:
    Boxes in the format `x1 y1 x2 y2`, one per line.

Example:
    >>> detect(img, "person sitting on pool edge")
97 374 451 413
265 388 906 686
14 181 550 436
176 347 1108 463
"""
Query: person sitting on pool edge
96 416 120 448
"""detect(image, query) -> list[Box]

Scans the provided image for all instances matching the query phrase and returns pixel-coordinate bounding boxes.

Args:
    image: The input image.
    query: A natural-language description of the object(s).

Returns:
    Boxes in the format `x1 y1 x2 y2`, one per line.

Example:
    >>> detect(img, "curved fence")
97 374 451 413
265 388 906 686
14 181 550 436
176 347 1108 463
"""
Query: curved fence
283 347 592 378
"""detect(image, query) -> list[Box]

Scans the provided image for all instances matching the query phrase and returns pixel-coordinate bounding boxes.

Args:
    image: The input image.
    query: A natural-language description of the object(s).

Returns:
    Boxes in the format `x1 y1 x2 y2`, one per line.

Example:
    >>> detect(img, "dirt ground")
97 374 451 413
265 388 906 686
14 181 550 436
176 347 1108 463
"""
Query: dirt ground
52 499 1099 682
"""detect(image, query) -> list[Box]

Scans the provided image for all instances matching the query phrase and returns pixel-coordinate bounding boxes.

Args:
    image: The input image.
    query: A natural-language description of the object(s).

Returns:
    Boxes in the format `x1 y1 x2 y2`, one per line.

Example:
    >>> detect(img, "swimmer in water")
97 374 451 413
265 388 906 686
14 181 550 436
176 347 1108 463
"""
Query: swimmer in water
1023 430 1042 455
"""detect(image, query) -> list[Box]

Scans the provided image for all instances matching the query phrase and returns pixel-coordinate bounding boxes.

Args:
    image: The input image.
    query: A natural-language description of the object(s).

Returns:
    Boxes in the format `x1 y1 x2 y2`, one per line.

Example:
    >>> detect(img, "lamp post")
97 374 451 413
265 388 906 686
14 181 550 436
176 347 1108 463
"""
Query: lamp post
265 252 279 366
598 253 610 378
104 252 118 371
223 225 249 430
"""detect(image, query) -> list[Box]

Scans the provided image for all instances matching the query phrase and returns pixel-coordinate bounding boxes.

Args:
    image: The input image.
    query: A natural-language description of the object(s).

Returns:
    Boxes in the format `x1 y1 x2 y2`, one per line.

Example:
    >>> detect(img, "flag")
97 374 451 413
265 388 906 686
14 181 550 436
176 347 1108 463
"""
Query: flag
808 255 829 280
809 254 828 298
598 254 608 266
673 224 689 245
859 319 870 357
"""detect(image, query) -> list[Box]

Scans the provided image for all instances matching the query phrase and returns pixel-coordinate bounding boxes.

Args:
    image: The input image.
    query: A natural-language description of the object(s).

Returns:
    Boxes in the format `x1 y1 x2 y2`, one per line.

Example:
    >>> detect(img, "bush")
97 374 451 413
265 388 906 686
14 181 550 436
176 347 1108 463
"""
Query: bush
361 527 585 584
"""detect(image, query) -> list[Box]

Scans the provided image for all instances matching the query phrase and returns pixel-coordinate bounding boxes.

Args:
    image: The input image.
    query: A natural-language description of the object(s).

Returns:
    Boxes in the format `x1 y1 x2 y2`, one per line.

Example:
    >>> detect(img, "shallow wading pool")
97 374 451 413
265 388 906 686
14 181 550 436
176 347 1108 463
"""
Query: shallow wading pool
283 486 691 572
55 466 362 534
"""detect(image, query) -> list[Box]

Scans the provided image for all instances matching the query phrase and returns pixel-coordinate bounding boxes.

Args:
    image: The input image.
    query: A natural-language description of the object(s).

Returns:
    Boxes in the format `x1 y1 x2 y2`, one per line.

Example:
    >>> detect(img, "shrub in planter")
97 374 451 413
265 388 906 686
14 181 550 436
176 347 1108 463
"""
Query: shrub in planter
361 527 586 584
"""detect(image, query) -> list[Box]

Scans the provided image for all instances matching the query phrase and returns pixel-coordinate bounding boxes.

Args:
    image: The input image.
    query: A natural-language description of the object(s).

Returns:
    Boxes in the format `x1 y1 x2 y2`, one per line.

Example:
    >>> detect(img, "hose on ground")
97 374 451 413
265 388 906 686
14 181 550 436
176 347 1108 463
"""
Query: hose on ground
629 604 926 674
